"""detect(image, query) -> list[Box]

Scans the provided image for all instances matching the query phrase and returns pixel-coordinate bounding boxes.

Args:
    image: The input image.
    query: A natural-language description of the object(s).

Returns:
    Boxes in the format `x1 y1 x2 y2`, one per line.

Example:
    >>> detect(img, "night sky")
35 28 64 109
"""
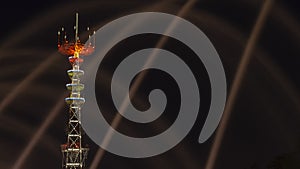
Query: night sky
0 0 299 169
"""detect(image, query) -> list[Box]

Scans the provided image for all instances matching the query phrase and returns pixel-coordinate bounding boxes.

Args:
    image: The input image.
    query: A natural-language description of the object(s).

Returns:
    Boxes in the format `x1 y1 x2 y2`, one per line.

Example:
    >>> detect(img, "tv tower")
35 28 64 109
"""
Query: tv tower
58 13 95 169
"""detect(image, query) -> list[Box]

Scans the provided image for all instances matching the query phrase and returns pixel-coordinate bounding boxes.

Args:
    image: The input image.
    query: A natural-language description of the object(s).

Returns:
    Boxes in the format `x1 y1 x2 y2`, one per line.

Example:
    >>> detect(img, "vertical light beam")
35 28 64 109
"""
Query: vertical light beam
204 1 273 169
11 93 67 169
89 0 197 168
0 55 57 115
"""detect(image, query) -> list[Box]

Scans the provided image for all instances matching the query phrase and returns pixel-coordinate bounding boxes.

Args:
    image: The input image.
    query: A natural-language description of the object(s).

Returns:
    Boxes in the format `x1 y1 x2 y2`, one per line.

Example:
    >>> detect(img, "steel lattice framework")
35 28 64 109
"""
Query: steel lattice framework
58 13 95 169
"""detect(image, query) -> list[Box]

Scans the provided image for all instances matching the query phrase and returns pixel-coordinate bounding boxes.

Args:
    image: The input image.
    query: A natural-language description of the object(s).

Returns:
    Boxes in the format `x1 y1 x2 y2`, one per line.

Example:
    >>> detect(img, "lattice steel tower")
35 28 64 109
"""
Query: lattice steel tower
58 13 95 169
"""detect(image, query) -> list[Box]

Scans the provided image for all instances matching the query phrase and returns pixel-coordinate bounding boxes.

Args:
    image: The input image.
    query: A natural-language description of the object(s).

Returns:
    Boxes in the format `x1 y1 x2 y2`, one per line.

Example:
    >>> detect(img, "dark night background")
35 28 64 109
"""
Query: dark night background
0 0 299 169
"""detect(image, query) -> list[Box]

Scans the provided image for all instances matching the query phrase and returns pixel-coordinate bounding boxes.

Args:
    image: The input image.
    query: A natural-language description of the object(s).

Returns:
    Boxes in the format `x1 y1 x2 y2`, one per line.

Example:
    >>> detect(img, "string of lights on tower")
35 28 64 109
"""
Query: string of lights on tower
57 13 95 169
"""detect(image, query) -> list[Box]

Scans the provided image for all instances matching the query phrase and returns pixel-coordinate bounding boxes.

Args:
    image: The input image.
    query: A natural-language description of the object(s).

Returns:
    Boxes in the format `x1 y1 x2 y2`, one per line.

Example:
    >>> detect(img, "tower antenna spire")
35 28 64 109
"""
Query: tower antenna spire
75 12 79 43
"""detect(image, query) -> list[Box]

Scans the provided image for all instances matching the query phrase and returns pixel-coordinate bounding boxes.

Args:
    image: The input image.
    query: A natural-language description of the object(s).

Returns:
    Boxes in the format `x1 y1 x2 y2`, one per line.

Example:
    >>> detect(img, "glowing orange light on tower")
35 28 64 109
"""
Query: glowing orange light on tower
57 13 95 64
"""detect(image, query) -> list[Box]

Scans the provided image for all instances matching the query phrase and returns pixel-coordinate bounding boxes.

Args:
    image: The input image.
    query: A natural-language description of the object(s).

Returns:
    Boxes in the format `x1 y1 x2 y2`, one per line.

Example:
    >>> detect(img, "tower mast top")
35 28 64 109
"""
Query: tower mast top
75 13 79 44
57 13 95 59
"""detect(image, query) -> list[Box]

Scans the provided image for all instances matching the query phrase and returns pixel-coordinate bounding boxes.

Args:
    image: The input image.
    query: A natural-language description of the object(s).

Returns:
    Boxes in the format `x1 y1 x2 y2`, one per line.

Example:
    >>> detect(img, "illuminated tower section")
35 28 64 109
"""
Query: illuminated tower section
58 13 95 169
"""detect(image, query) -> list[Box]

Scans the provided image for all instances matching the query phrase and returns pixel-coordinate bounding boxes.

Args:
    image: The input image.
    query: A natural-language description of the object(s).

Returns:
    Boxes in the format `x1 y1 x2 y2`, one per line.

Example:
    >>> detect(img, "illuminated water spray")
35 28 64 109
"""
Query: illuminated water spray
58 13 95 169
